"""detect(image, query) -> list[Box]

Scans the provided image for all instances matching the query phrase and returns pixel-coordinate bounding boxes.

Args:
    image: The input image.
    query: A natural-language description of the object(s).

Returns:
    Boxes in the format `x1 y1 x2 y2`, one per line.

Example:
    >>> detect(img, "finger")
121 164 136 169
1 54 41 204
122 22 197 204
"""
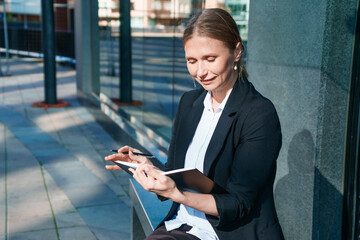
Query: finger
128 168 135 175
109 146 145 163
104 153 126 161
110 146 134 159
131 168 149 188
119 146 142 155
130 168 141 184
136 163 151 178
135 164 157 187
128 151 148 163
105 164 122 170
144 166 163 179
127 146 143 154
105 146 133 162
118 145 131 153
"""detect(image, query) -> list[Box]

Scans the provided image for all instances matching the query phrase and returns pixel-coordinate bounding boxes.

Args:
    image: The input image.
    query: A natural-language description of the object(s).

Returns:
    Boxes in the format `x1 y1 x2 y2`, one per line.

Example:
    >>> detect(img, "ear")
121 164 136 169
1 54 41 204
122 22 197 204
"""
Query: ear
234 42 242 62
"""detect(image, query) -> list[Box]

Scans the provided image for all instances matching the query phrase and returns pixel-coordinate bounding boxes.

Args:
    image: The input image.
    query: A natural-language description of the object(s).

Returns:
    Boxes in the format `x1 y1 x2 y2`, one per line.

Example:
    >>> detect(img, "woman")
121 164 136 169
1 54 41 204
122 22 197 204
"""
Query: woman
105 8 284 240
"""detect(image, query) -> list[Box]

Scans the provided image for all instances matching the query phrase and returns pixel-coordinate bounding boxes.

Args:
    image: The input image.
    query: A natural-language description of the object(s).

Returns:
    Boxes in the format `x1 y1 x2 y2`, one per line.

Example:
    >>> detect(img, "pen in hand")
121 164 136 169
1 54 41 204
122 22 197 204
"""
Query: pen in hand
110 150 155 158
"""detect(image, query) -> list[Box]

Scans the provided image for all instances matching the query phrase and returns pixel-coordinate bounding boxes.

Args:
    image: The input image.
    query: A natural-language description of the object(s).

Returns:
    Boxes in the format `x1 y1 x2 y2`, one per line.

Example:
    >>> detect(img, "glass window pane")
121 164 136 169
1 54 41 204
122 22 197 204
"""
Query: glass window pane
99 0 120 100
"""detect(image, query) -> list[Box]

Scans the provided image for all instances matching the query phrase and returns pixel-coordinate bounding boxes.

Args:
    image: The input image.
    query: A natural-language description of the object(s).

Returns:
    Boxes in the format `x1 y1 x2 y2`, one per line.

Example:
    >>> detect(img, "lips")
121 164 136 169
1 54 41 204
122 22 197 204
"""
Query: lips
200 77 216 84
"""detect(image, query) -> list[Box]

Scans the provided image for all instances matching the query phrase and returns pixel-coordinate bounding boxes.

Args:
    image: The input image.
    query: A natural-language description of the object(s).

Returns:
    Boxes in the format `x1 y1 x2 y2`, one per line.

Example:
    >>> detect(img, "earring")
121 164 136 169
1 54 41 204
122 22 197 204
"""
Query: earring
234 65 238 70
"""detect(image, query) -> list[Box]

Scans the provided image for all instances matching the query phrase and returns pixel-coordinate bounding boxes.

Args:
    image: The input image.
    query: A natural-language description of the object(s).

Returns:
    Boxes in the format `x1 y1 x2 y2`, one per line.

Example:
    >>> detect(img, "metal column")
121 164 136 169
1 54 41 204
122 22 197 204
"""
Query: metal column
119 0 132 102
41 0 57 104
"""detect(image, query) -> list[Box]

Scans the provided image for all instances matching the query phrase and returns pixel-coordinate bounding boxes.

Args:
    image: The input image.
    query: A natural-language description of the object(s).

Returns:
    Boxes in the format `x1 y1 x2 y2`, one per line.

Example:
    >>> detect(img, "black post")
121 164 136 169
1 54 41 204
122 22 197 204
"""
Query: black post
41 0 57 104
119 0 132 102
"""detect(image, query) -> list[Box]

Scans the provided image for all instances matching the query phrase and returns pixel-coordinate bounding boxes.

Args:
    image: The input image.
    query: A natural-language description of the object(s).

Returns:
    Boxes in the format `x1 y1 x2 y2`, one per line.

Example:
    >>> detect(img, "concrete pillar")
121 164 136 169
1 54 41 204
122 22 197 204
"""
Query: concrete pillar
247 0 358 239
74 0 99 96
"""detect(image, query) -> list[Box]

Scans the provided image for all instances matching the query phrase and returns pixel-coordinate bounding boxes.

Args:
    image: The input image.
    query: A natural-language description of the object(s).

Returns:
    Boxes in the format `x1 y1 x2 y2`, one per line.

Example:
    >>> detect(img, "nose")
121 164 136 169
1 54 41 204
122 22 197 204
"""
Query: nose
197 61 207 79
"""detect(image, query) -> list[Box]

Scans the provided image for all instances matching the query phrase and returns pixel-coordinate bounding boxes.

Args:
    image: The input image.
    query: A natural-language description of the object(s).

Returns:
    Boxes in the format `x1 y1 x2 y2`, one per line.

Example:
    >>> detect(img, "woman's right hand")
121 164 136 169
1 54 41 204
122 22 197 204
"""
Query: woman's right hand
104 145 153 170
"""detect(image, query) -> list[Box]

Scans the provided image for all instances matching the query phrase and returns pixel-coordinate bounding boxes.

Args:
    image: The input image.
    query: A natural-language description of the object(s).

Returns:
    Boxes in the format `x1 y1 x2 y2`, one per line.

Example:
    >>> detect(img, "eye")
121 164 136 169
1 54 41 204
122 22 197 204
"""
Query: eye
187 58 196 64
207 57 216 62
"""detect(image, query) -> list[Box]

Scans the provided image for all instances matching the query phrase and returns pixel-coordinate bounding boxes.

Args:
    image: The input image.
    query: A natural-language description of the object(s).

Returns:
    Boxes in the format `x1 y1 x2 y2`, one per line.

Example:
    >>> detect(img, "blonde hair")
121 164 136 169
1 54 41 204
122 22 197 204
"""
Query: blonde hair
183 8 248 79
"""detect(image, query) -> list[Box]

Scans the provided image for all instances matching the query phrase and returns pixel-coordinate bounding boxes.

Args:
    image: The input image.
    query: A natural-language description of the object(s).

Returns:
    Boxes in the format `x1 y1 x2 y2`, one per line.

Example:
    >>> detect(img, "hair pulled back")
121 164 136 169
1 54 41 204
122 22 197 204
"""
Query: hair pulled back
183 8 248 79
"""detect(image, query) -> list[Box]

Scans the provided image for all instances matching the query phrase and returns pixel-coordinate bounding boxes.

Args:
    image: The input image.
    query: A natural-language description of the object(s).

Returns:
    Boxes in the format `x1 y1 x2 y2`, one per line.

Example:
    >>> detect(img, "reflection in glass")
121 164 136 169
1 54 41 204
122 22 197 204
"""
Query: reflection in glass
99 0 120 99
0 0 75 75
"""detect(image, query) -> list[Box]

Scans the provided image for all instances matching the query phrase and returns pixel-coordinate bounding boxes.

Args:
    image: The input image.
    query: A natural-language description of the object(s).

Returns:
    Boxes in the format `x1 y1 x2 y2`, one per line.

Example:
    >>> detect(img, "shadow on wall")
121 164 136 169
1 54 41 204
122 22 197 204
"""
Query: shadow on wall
274 129 342 239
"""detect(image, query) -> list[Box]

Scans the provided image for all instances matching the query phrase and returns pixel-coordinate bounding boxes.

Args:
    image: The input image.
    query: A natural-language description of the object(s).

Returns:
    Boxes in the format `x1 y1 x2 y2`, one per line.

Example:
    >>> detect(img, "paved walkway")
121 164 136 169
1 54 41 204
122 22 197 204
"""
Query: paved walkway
0 58 141 240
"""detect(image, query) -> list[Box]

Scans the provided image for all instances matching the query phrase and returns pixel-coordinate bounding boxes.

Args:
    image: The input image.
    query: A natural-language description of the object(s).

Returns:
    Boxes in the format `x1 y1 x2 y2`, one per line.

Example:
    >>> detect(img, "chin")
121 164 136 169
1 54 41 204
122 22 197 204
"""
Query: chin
201 86 216 92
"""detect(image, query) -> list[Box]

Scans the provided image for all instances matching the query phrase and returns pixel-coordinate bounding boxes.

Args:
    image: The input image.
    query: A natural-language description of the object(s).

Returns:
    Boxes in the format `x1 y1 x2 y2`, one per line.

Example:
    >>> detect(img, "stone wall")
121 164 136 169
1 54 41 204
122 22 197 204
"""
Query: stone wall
247 0 358 239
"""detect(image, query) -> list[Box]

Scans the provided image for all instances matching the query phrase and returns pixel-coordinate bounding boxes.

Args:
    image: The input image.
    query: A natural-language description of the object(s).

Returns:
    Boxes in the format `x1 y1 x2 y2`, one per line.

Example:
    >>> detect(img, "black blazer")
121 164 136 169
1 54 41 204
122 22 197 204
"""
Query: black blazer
160 78 285 240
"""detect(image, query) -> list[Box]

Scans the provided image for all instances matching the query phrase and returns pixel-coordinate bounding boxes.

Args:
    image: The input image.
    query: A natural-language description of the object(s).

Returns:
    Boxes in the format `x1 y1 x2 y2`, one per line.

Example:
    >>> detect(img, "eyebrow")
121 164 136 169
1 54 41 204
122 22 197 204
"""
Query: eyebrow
185 54 217 59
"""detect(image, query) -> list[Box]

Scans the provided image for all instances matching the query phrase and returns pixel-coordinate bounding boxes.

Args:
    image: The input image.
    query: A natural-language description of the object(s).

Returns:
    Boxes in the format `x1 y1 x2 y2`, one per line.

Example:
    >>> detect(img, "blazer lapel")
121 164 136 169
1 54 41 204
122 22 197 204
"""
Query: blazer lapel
174 90 206 169
203 79 250 175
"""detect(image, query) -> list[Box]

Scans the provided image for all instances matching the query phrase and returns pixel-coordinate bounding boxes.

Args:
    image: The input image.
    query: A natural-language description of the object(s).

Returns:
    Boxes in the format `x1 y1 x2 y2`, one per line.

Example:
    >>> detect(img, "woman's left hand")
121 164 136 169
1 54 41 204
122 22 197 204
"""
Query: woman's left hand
129 163 182 200
130 163 219 216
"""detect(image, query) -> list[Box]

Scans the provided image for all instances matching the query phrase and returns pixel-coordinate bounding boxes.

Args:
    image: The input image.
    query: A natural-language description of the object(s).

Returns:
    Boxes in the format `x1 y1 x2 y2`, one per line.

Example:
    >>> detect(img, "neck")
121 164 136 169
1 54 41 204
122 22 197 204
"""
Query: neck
211 76 237 104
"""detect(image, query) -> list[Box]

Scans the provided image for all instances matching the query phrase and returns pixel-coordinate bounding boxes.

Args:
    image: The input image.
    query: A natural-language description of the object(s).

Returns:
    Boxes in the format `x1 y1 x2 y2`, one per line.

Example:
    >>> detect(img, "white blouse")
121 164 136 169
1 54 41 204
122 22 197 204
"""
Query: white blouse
165 89 232 240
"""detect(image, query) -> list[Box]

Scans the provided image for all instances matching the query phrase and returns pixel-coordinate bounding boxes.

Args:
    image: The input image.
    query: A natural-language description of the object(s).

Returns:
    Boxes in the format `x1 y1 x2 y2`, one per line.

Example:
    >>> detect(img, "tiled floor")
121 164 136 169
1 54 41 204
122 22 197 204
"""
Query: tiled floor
0 58 145 240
